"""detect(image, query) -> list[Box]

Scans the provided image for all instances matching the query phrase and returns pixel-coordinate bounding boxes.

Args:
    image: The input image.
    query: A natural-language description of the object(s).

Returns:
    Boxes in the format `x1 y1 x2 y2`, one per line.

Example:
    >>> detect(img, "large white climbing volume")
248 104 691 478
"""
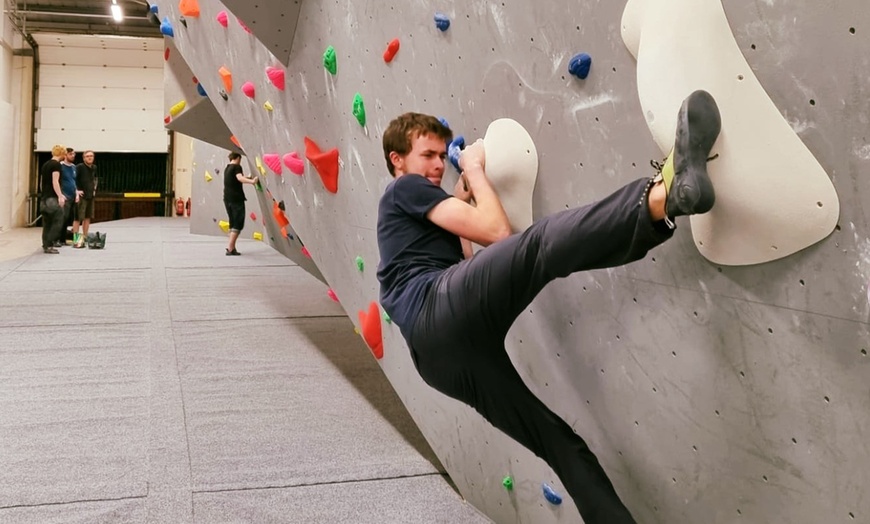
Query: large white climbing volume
483 118 539 233
621 0 840 265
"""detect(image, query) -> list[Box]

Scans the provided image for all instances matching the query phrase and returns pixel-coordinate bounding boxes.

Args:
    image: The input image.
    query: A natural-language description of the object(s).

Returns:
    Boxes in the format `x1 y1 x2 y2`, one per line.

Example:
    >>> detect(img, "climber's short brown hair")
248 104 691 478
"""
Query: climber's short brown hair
382 113 452 177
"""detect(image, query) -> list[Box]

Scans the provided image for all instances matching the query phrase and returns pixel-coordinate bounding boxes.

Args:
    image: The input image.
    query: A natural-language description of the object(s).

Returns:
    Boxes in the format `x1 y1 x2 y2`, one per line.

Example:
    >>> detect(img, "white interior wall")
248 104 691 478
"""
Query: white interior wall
1 13 33 230
33 34 166 153
173 132 193 204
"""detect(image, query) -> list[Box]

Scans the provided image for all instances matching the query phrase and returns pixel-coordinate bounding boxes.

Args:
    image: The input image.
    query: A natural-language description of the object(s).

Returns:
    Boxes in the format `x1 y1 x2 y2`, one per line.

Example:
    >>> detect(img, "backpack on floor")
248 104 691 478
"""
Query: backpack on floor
87 232 107 249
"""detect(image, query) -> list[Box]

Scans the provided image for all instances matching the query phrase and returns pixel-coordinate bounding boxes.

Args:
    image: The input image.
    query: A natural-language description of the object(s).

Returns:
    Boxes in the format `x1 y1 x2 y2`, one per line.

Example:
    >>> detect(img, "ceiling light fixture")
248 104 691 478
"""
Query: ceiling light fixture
111 0 124 22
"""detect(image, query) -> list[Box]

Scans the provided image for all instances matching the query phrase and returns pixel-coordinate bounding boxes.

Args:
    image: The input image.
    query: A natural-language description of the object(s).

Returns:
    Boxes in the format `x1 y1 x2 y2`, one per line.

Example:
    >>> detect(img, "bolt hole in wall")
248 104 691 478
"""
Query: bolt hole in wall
35 151 169 223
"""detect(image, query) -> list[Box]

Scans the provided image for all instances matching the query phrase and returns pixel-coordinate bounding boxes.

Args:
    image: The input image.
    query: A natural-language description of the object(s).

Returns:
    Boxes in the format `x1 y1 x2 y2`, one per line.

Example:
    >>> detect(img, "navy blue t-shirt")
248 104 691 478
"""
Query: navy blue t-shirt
377 174 463 340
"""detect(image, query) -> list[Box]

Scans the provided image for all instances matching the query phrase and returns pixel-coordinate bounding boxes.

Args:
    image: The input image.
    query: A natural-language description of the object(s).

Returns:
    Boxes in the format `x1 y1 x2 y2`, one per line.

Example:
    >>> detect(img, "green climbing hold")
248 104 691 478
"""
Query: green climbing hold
323 46 337 75
503 476 514 491
352 93 366 127
355 255 365 272
383 311 391 324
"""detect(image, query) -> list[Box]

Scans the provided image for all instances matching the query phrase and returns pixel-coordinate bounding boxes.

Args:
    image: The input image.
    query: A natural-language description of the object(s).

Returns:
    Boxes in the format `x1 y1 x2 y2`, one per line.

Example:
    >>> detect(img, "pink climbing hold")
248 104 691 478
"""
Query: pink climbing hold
238 17 253 33
283 152 305 175
301 246 311 258
262 153 282 175
266 67 285 90
216 11 228 27
250 212 257 221
383 38 400 63
241 81 255 98
327 289 339 302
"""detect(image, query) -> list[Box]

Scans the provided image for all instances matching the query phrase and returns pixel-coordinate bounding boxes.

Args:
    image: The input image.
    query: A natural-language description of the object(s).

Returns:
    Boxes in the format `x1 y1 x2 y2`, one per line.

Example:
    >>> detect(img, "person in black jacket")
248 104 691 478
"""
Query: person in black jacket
39 145 67 254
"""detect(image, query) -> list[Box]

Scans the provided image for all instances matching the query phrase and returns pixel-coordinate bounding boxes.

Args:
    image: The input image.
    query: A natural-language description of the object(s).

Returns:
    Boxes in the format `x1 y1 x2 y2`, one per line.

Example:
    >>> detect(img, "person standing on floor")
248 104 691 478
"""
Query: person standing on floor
59 147 79 246
39 145 67 254
72 150 97 248
222 152 258 256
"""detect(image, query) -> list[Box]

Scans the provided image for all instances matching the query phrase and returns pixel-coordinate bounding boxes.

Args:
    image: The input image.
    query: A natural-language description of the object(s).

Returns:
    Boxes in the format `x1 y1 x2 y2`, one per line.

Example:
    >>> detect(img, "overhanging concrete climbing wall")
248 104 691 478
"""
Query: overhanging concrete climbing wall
156 0 870 522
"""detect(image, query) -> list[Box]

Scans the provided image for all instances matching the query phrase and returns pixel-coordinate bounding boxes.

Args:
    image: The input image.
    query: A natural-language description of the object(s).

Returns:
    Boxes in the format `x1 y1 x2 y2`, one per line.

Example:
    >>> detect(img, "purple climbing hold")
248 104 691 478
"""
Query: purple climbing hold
434 13 450 32
568 53 592 80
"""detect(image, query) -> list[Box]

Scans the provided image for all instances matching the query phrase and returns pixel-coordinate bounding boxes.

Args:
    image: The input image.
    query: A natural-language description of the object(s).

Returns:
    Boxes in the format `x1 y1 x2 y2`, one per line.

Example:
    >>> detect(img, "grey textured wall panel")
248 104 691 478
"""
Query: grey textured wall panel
156 0 870 522
190 138 324 281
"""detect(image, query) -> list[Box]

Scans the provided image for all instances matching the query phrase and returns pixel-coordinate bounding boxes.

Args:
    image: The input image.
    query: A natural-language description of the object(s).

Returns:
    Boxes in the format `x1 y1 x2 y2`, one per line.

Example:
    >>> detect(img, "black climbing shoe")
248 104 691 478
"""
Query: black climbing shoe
660 90 721 217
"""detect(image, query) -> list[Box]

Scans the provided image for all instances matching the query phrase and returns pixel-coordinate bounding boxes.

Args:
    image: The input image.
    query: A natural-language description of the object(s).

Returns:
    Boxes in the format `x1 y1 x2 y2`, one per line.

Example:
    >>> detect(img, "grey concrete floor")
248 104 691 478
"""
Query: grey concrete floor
0 218 491 524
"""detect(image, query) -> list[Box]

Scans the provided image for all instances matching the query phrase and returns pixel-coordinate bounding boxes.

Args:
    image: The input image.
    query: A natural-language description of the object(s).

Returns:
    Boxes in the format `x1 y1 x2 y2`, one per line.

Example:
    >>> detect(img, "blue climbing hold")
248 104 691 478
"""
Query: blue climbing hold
149 4 158 14
438 117 450 129
160 17 174 37
568 53 592 79
447 135 465 172
434 13 450 32
542 483 563 505
196 83 207 97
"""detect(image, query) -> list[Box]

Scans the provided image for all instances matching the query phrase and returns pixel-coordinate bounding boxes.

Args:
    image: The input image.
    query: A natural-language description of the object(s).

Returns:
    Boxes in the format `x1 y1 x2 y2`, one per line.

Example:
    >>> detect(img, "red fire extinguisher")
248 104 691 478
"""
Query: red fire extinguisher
175 198 184 216
185 197 191 217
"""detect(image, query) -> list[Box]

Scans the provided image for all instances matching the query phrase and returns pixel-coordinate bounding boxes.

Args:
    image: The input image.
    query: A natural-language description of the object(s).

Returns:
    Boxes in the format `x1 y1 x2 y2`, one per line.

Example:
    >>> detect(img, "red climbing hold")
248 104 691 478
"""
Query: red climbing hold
383 38 400 63
327 289 339 302
164 115 171 124
241 81 255 99
263 153 282 174
304 137 339 193
266 66 285 91
164 47 170 61
283 152 304 175
301 246 311 258
272 201 290 227
358 301 384 360
229 135 241 148
216 10 228 27
179 0 200 17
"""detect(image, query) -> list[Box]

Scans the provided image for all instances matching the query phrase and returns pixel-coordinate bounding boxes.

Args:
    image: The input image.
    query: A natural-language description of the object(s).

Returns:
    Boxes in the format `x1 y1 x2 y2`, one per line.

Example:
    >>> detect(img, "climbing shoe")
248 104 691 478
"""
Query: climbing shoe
658 90 721 217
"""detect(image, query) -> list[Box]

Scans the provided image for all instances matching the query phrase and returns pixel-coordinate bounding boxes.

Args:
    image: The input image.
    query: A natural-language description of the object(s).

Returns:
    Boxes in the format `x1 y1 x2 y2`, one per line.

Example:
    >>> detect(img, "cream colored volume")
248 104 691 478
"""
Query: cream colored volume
483 118 539 233
622 0 839 265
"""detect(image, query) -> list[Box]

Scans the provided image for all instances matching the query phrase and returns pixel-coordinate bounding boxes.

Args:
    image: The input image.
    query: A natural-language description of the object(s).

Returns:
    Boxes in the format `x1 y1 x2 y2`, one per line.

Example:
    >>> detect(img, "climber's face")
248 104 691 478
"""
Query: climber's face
391 133 448 186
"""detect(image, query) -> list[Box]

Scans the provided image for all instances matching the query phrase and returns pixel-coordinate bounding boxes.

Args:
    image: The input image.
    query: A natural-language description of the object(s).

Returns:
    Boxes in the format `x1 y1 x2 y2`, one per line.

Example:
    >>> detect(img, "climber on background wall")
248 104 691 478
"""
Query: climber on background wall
223 152 259 256
376 90 721 523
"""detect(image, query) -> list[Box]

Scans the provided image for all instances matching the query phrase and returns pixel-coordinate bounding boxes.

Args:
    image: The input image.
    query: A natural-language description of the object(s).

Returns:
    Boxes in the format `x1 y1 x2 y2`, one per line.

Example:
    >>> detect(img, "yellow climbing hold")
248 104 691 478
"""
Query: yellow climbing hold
255 156 266 176
253 232 263 241
169 100 187 117
218 220 230 233
204 172 213 182
264 101 274 111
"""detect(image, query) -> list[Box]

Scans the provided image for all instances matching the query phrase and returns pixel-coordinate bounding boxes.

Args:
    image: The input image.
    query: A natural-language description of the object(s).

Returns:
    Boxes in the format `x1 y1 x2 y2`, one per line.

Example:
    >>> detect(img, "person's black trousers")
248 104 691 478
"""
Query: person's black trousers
40 197 65 249
409 177 673 524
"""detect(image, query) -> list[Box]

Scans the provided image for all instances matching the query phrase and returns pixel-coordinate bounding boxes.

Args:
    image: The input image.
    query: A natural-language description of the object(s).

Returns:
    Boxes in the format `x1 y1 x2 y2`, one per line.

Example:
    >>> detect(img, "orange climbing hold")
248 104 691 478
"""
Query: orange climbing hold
179 0 200 17
229 135 241 148
272 201 290 227
219 66 233 92
280 226 288 238
358 302 384 360
383 38 400 62
304 137 339 193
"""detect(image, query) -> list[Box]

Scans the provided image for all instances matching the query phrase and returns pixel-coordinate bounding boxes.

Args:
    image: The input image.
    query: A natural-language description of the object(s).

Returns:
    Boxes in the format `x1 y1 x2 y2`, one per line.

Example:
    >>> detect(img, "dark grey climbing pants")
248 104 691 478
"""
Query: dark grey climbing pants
409 177 673 524
40 197 65 249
